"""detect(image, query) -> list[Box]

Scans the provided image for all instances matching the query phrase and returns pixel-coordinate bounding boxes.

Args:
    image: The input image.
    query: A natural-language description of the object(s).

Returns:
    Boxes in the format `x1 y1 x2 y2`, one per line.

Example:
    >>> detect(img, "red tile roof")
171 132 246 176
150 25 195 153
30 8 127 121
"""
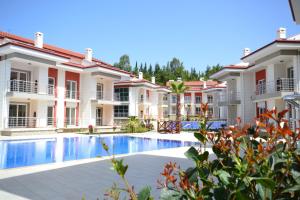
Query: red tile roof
0 31 131 75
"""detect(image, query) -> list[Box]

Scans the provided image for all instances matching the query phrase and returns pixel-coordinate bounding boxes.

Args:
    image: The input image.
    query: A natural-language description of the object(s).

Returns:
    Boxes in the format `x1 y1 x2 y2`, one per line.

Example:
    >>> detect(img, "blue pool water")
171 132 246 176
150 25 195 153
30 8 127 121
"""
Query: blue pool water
0 135 197 169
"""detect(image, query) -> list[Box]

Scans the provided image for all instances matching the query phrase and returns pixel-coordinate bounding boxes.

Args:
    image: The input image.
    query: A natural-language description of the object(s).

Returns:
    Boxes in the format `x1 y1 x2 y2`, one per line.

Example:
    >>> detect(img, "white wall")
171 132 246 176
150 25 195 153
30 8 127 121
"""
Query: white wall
0 60 11 129
241 71 256 124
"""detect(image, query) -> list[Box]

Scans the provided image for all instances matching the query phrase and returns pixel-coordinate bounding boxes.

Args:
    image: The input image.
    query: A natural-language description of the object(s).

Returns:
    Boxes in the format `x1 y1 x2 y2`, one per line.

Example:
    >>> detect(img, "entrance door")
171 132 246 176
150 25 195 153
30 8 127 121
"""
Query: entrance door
96 108 103 126
66 107 76 126
9 104 27 127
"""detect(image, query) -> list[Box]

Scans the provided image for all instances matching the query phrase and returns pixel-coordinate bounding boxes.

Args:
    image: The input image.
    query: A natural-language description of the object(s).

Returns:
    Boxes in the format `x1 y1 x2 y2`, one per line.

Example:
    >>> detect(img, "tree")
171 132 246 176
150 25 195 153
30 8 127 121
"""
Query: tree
114 55 131 72
133 61 138 75
170 81 188 133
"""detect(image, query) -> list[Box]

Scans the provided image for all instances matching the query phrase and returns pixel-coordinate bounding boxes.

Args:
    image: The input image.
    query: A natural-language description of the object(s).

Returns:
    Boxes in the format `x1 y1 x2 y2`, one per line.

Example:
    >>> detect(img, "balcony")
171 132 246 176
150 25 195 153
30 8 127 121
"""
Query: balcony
7 117 56 128
252 78 295 101
218 91 241 106
8 80 55 99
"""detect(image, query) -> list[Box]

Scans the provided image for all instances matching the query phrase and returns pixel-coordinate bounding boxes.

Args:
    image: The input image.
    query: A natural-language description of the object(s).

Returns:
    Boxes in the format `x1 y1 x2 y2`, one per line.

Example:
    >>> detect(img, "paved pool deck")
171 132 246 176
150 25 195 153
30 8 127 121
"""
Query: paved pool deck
0 132 208 199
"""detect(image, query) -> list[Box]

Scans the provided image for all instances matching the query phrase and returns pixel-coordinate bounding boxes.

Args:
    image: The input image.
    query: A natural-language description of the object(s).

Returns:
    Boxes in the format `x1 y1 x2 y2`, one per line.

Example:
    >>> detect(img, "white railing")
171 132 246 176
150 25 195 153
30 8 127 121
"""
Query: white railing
9 80 55 96
48 84 55 96
47 117 55 126
184 98 191 104
219 91 241 103
96 118 102 126
255 78 295 96
9 80 38 94
65 90 79 100
8 117 37 128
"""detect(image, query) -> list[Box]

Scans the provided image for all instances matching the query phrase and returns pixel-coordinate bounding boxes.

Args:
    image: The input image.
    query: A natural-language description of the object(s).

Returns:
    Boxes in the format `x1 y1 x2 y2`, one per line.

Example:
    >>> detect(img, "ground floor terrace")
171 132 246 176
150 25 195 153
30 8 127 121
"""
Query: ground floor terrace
0 132 202 199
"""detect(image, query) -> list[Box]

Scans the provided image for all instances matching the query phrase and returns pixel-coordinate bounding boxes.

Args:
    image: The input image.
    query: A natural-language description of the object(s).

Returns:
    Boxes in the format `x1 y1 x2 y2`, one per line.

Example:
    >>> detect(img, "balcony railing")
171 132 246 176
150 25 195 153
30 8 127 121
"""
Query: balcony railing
159 99 168 105
9 80 55 96
255 78 295 96
8 117 37 128
65 90 79 100
47 117 55 126
219 91 241 103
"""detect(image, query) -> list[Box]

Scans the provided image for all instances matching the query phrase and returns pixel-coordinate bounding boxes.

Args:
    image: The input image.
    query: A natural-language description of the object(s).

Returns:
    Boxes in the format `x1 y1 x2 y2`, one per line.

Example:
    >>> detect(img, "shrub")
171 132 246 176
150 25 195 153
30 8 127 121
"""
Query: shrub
104 104 300 199
125 116 149 133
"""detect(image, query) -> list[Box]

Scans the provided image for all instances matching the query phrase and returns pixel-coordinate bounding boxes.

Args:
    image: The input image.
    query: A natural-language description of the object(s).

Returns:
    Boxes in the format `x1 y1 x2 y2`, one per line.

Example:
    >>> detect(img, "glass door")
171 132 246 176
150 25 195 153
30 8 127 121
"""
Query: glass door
9 104 27 127
48 77 55 95
96 107 102 126
10 71 29 92
66 107 76 126
47 106 54 126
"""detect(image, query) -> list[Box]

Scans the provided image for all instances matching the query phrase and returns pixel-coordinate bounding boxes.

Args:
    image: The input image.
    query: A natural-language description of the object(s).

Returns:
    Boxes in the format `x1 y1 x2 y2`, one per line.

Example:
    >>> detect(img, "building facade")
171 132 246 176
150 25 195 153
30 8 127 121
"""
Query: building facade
212 28 300 129
0 32 169 135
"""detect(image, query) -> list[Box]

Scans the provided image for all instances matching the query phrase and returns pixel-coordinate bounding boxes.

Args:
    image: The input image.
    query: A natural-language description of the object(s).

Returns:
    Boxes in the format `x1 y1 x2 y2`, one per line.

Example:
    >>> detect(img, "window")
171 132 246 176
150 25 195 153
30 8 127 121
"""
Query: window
195 107 201 115
114 87 129 101
172 95 177 104
208 107 213 117
163 94 168 101
96 83 103 100
195 96 202 104
66 80 77 99
184 96 191 104
207 95 213 103
66 107 76 126
114 105 129 117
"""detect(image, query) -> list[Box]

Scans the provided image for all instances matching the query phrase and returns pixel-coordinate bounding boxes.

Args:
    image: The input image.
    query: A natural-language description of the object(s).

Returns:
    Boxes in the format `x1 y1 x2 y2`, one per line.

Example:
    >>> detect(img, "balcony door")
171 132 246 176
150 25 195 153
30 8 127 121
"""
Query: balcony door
66 80 77 99
48 77 55 95
47 106 54 126
9 104 28 127
66 107 76 126
10 70 30 92
96 83 103 100
96 107 103 126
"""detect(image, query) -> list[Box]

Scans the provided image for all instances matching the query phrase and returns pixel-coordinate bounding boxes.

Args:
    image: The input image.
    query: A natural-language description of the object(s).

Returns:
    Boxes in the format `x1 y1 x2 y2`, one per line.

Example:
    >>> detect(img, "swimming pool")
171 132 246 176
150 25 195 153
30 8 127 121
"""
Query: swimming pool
0 135 198 169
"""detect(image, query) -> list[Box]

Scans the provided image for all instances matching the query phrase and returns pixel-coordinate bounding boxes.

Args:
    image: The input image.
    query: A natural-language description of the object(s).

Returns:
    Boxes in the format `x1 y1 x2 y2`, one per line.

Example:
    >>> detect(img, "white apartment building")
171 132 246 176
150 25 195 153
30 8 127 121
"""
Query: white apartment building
166 79 227 120
212 28 300 129
0 32 169 135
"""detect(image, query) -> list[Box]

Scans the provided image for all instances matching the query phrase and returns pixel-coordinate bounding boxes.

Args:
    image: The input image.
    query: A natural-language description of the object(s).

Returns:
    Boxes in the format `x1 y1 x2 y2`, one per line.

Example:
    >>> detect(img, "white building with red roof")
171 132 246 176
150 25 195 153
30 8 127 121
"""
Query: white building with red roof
0 31 170 135
211 28 300 129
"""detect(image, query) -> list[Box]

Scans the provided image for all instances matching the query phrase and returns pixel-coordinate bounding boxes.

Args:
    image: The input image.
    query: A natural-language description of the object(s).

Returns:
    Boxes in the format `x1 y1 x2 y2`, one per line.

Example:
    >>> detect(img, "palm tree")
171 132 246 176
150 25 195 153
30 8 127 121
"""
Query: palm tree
170 81 188 133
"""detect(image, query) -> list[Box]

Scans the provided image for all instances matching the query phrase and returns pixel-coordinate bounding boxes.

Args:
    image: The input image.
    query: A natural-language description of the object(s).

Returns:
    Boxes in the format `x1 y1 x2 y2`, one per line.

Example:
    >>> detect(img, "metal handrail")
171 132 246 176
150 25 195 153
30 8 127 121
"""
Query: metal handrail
255 78 295 96
8 117 38 128
9 80 38 94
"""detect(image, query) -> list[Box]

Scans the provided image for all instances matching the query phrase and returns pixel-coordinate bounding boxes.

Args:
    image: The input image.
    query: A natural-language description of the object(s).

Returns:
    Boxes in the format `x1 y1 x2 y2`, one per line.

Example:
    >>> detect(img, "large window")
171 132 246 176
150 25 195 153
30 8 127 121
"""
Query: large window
47 106 54 126
195 107 201 115
171 105 177 115
96 83 103 100
114 105 129 117
114 87 129 101
66 80 77 99
184 95 191 104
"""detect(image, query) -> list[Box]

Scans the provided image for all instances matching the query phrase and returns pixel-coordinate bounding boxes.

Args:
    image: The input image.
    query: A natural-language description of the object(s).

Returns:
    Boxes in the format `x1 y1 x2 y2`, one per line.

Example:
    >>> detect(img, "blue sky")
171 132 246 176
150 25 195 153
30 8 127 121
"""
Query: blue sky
1 0 299 71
